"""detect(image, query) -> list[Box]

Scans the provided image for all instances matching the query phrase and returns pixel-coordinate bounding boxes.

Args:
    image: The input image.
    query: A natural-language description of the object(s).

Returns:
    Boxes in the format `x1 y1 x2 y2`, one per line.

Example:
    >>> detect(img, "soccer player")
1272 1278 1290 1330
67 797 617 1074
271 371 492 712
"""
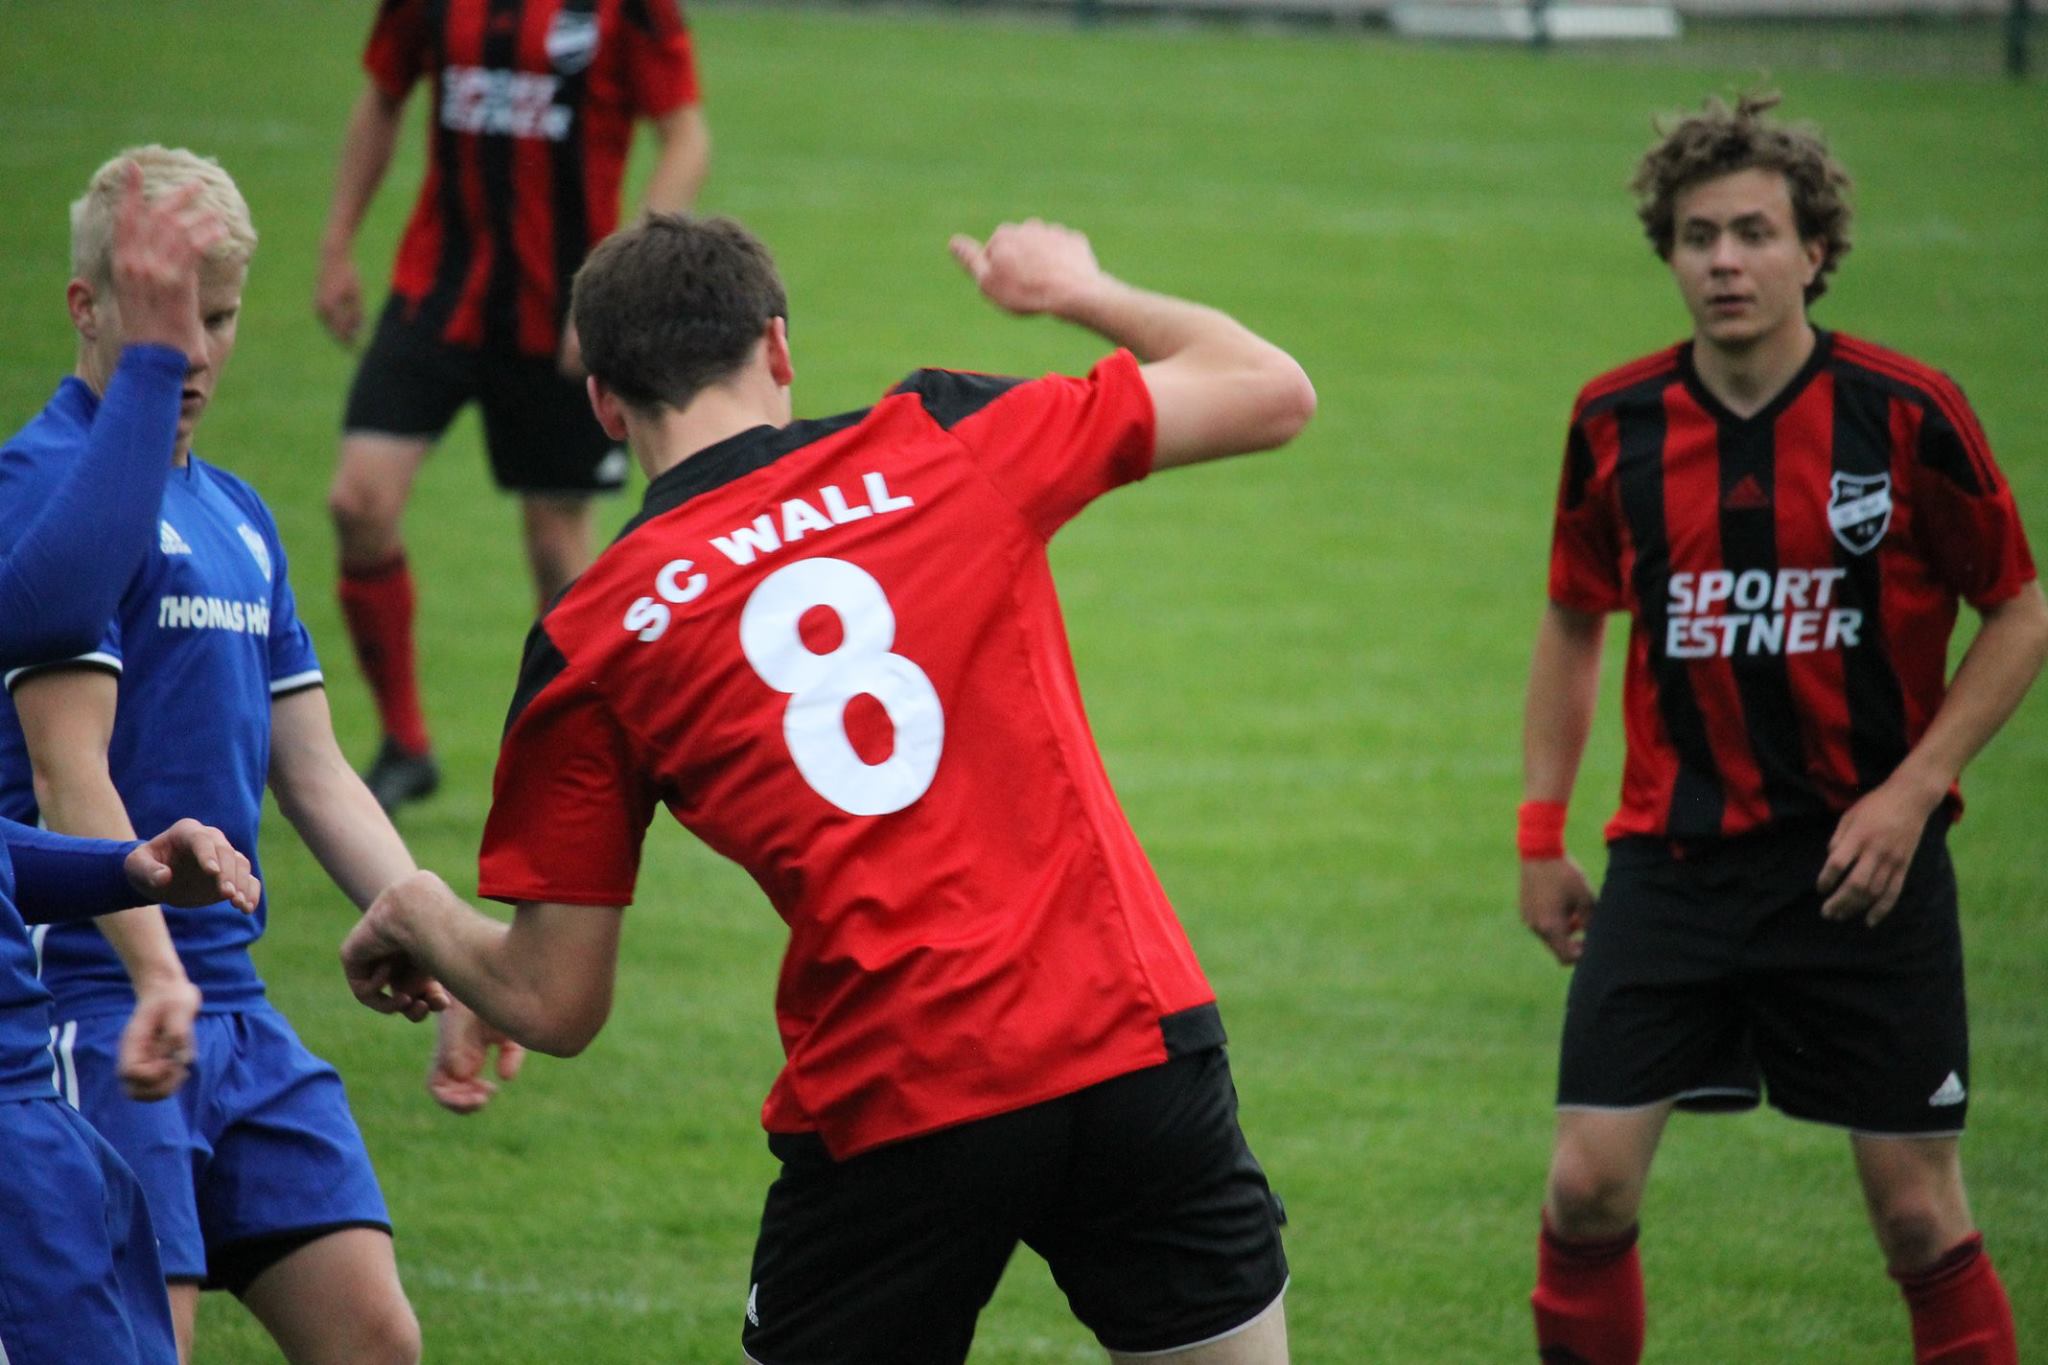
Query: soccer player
315 0 711 811
0 146 455 1365
341 213 1314 1362
0 156 265 1365
1518 95 2046 1364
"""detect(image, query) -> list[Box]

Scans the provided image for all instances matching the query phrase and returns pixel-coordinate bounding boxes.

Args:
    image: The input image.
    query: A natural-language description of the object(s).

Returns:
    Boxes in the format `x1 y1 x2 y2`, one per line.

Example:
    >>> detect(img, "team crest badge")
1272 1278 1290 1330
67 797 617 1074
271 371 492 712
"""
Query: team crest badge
545 11 600 74
1827 472 1892 556
236 523 273 582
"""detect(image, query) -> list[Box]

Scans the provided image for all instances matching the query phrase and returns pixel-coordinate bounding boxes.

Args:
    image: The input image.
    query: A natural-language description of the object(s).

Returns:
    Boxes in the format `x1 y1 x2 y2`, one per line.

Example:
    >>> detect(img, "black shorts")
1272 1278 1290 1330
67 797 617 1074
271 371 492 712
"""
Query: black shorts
1557 815 1969 1136
742 1046 1288 1365
341 297 627 495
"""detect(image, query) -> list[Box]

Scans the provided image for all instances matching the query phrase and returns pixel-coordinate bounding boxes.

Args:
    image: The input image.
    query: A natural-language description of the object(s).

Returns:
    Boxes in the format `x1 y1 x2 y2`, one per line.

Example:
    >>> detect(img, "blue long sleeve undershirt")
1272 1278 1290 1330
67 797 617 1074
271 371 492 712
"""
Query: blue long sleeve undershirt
1 821 143 924
0 343 183 668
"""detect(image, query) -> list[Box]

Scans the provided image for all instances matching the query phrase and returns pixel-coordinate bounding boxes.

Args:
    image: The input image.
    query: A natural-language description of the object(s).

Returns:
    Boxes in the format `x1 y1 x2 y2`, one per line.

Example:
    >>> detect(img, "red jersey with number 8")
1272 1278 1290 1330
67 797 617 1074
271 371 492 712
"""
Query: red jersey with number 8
478 351 1221 1157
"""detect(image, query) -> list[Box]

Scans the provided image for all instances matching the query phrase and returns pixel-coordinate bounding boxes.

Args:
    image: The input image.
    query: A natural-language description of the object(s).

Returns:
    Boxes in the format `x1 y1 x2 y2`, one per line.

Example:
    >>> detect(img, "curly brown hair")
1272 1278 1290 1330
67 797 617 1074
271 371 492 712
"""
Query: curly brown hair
1632 93 1853 304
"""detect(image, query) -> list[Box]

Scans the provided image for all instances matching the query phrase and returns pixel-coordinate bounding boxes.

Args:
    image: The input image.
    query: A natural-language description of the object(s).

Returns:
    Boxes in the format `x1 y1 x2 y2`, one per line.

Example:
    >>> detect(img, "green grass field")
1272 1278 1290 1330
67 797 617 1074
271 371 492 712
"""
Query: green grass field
1 3 2043 1359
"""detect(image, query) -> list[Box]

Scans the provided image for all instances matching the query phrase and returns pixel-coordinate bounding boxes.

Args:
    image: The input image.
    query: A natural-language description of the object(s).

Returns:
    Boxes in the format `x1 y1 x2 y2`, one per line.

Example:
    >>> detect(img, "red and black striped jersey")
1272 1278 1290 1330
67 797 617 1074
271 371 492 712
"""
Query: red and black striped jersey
477 353 1222 1159
364 0 700 356
1548 330 2036 843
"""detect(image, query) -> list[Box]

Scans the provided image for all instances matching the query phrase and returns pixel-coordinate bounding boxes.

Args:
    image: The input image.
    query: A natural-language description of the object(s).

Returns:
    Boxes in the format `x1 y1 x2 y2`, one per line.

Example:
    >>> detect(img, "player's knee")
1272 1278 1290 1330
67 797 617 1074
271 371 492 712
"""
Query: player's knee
1867 1191 1959 1271
1546 1157 1644 1238
349 1299 422 1365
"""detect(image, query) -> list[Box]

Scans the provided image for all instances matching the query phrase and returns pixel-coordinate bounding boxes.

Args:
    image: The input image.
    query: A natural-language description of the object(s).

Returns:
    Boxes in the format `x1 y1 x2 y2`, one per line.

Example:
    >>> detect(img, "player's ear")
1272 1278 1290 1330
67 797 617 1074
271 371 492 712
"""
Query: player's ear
66 278 102 342
586 375 630 442
764 317 793 388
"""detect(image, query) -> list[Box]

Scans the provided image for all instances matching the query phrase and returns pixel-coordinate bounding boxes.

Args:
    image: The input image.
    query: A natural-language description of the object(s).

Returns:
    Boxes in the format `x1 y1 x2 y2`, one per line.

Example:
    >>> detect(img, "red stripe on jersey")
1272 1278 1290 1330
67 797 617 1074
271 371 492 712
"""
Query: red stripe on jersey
1576 406 1676 839
1882 397 1954 746
1835 335 2002 493
1661 384 1769 837
1573 346 1683 421
1771 371 1861 809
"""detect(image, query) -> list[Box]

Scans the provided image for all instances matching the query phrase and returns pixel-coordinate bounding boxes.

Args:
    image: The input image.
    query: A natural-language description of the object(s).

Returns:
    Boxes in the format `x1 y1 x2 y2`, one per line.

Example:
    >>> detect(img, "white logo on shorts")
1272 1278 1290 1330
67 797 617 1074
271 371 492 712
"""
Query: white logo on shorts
746 1283 760 1327
1928 1072 1967 1107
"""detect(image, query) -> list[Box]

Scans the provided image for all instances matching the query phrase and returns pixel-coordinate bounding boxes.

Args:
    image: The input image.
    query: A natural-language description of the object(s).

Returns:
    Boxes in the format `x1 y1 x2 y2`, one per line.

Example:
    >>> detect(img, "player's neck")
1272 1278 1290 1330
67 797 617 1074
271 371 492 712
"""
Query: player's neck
1690 319 1816 420
630 381 792 482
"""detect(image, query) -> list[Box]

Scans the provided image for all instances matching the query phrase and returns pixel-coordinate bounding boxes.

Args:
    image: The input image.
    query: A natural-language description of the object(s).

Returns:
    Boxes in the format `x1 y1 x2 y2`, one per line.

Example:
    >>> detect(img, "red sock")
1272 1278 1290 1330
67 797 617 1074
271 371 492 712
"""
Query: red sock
1533 1217 1644 1365
338 554 430 755
1893 1234 2017 1364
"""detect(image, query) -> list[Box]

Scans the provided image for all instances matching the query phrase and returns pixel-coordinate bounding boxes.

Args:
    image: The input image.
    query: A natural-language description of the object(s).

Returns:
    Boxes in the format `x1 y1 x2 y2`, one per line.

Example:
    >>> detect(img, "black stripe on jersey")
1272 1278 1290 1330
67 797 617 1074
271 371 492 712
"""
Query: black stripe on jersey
548 0 596 334
617 410 871 541
502 618 570 735
1559 424 1596 511
890 370 1026 430
414 0 471 338
1830 373 1911 789
478 0 524 348
1614 395 1725 838
1715 418 1818 822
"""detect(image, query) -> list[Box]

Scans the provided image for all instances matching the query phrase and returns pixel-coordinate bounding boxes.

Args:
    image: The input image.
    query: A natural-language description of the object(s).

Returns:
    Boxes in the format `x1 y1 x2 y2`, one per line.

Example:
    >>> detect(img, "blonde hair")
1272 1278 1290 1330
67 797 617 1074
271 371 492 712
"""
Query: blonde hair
69 144 258 285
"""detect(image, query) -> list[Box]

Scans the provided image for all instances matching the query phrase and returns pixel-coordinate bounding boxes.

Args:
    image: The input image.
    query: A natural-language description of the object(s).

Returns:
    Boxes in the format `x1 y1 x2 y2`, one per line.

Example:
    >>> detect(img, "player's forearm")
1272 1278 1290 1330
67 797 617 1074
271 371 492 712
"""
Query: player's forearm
0 347 180 667
319 86 406 259
1887 582 2048 804
3 820 144 924
274 744 415 910
1523 603 1606 803
31 758 186 981
1058 274 1270 371
381 889 609 1056
639 106 709 216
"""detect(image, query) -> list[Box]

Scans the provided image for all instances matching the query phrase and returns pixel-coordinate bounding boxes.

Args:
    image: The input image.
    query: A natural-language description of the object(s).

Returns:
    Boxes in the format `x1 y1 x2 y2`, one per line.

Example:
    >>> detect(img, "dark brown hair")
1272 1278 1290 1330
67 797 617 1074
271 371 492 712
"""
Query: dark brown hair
1632 93 1853 303
571 213 789 409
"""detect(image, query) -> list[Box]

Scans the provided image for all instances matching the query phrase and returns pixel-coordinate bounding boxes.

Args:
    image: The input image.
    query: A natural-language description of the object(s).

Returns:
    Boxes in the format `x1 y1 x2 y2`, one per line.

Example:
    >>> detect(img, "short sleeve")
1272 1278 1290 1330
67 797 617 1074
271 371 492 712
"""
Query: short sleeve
478 628 658 907
363 0 432 100
621 0 700 116
1911 391 2037 609
4 614 122 693
1547 418 1625 614
912 349 1155 541
263 526 323 696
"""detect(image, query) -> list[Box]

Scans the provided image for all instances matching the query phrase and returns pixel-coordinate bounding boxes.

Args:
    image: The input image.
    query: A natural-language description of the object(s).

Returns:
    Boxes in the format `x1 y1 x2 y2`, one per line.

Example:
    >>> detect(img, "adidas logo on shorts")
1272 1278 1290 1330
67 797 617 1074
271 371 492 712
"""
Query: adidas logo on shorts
1928 1072 1967 1107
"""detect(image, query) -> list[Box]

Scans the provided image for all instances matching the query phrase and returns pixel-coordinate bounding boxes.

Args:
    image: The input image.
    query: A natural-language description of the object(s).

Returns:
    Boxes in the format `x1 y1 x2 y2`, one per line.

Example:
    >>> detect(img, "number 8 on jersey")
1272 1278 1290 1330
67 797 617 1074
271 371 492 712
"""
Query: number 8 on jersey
738 557 944 816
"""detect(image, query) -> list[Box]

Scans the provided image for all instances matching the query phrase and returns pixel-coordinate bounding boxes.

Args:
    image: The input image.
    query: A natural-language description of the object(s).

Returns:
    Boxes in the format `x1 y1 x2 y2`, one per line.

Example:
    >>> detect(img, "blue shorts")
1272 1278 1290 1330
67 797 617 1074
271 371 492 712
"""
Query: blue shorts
56 1005 391 1291
0 1096 175 1364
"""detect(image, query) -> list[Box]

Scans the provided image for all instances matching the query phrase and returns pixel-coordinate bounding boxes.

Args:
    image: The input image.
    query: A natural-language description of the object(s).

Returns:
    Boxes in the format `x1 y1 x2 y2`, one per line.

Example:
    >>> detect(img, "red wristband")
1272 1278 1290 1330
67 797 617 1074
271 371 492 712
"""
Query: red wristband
1517 800 1568 859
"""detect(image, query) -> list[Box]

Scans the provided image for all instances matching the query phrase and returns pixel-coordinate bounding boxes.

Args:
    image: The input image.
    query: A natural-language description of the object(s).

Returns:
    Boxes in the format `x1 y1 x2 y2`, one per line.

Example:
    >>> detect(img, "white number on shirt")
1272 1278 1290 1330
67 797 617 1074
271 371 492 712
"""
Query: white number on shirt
737 558 943 816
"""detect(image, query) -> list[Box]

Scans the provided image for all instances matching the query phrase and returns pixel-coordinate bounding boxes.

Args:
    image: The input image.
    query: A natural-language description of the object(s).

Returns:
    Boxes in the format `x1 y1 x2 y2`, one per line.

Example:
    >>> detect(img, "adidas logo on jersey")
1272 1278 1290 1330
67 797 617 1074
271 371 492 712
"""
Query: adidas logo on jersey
1929 1072 1967 1107
160 520 193 555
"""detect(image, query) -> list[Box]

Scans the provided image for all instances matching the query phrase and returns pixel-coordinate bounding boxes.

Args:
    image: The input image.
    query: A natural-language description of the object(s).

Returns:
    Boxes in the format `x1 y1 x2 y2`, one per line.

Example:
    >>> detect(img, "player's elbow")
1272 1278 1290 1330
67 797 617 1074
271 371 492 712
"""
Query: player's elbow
520 992 612 1058
1257 356 1318 449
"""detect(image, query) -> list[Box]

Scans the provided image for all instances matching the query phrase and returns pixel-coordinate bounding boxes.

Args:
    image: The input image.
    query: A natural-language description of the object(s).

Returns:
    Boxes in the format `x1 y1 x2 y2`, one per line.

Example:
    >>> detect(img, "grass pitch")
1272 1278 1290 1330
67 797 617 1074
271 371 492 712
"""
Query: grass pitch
1 4 2043 1359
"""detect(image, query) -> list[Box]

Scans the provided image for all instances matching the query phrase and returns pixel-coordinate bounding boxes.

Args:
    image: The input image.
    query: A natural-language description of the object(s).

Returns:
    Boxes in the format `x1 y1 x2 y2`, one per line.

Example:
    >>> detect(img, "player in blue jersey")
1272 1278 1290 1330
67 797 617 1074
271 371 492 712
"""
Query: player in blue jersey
0 162 268 1365
0 146 486 1365
0 819 259 1365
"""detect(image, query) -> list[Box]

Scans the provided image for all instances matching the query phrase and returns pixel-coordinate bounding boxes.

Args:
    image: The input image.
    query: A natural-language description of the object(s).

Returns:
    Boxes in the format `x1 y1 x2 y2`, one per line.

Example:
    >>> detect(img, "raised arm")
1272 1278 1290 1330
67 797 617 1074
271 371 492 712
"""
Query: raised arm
1 166 220 666
314 83 410 349
1519 602 1607 965
948 221 1315 470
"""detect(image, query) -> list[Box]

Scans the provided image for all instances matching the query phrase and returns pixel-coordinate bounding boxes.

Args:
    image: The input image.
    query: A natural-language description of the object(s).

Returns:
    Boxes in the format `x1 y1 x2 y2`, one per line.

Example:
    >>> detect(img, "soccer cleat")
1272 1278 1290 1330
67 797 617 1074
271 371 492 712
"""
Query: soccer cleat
363 737 440 814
